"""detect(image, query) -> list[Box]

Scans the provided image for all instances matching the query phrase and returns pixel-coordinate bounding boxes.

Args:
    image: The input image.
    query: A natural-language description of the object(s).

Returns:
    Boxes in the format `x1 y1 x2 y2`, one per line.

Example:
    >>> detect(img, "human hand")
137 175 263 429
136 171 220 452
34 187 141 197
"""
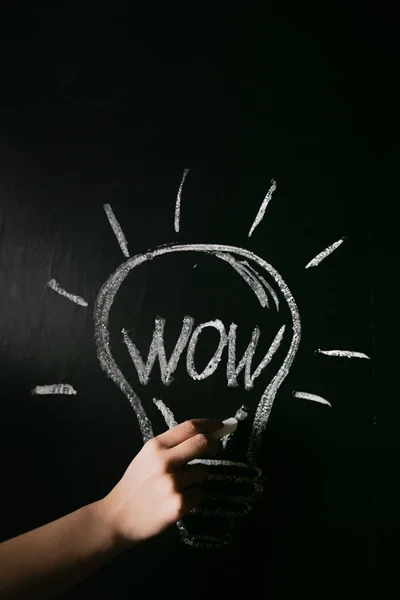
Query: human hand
97 419 222 548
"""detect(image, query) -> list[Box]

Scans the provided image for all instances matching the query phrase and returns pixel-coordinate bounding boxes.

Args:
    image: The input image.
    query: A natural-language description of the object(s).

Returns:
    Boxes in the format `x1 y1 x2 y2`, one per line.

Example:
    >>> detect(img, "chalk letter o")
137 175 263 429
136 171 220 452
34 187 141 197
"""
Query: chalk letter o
186 320 228 380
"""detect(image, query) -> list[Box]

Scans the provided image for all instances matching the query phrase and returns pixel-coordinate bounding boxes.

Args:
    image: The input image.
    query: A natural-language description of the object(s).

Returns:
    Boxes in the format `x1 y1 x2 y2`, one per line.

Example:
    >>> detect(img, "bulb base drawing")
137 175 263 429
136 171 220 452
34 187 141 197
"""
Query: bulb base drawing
176 460 263 549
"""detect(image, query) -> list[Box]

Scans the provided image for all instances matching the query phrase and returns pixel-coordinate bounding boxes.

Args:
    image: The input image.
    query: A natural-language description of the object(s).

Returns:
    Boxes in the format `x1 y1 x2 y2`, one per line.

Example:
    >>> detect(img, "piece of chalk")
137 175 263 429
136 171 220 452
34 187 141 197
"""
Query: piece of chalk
211 417 238 440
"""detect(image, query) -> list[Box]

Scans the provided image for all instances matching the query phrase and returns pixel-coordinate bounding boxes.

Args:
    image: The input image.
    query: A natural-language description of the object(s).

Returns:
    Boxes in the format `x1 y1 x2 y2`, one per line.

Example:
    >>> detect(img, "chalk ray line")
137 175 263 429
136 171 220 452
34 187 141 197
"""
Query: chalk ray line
103 204 130 258
315 349 370 359
305 237 345 269
174 168 189 233
248 179 277 237
293 390 331 407
32 383 77 395
47 279 88 307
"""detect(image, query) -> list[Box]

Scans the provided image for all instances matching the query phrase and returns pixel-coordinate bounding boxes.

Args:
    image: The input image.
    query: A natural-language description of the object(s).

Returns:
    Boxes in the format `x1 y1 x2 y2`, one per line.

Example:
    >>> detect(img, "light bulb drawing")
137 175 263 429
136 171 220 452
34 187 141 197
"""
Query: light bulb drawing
39 168 371 549
93 242 300 547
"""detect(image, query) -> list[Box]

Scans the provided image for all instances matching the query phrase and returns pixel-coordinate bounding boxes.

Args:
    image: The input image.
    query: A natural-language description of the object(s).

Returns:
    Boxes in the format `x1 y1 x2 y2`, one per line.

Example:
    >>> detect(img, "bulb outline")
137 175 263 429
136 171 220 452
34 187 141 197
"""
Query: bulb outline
94 243 301 465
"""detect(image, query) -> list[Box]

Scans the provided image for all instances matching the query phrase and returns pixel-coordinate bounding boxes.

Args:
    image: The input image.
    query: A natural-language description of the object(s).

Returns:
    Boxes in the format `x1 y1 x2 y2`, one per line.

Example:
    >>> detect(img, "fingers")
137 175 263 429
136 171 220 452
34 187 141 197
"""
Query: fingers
174 465 208 491
167 432 219 468
156 418 222 449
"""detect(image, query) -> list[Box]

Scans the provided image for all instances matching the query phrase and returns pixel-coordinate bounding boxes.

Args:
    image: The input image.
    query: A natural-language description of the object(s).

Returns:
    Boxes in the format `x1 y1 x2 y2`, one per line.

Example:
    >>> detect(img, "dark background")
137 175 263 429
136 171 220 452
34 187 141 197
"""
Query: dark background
0 2 392 598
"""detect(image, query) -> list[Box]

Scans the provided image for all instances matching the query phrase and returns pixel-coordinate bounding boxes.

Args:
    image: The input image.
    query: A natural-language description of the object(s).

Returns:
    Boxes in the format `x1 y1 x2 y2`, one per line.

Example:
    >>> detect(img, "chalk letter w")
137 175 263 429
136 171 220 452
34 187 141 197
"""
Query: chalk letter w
122 316 194 385
227 324 285 389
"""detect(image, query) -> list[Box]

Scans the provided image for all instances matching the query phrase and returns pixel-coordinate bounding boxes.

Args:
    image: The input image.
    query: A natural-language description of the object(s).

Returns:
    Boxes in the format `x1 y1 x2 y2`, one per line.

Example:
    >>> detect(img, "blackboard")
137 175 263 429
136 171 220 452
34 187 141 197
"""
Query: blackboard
0 4 389 598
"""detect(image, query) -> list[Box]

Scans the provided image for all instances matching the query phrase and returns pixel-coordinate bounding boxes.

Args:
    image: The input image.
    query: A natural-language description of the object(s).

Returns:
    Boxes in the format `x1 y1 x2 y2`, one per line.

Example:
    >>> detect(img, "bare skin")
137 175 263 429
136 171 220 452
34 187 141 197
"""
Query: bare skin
0 418 222 600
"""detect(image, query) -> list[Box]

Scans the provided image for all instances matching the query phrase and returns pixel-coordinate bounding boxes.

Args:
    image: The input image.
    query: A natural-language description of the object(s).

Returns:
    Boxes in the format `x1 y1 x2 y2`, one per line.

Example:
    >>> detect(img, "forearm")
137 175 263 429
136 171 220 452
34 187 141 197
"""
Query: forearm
0 418 219 599
0 500 128 600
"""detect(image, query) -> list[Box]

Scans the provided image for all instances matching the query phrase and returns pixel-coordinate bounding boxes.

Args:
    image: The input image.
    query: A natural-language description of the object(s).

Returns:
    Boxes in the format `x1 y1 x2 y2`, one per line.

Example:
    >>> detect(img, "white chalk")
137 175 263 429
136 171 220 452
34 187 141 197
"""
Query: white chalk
212 417 238 440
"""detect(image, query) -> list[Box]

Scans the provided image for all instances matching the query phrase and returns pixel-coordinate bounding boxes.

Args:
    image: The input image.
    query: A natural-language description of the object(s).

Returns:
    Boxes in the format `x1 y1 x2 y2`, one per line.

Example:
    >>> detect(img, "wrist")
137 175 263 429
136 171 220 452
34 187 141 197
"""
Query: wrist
87 499 126 556
91 496 135 555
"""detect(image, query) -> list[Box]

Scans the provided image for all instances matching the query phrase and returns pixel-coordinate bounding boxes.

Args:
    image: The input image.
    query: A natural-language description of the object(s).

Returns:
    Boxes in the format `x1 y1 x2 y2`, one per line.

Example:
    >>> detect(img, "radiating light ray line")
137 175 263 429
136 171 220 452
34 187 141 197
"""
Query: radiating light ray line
47 279 88 307
315 349 370 359
248 179 277 237
103 203 130 257
293 390 332 407
153 398 178 429
305 237 345 269
32 383 77 395
174 168 189 233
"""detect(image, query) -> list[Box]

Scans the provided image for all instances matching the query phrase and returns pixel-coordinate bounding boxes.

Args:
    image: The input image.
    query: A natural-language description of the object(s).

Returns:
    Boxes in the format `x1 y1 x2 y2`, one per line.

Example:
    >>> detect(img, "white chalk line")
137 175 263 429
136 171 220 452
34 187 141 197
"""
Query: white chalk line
176 519 234 548
248 179 277 237
305 237 345 269
174 168 189 233
190 504 251 518
153 398 178 429
47 279 88 307
240 261 280 311
103 204 130 258
293 391 332 407
315 349 370 359
189 458 256 470
213 252 269 307
32 383 77 396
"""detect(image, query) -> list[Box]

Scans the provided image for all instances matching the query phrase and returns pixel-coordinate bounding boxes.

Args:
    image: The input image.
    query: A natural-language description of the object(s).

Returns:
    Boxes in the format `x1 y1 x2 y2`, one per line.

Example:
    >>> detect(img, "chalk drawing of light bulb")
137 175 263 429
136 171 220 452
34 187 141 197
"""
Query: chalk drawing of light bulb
40 171 371 549
93 240 301 548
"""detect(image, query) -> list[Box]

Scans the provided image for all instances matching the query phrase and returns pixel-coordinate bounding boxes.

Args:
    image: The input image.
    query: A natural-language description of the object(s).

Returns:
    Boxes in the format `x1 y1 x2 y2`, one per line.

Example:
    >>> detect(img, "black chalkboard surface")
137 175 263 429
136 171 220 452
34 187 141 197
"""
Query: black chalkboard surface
0 4 387 598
